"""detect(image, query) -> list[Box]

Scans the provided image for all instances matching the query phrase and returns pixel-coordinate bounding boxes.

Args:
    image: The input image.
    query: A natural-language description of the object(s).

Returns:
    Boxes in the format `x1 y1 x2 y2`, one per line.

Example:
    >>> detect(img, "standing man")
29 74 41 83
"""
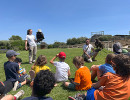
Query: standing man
83 38 98 62
25 29 37 64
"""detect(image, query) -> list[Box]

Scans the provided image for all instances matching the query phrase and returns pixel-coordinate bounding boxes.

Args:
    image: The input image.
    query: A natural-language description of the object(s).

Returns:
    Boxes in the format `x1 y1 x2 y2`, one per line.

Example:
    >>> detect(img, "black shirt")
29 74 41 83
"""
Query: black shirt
4 61 19 82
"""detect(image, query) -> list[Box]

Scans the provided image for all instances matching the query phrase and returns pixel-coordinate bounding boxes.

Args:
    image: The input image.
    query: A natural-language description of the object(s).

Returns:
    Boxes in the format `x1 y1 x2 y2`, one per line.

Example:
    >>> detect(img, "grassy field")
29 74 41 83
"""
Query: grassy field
0 48 113 100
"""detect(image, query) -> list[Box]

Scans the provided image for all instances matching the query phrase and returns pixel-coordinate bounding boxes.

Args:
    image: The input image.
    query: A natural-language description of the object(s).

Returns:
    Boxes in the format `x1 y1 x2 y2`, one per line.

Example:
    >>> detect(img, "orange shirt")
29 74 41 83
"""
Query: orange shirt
74 66 92 90
94 72 130 100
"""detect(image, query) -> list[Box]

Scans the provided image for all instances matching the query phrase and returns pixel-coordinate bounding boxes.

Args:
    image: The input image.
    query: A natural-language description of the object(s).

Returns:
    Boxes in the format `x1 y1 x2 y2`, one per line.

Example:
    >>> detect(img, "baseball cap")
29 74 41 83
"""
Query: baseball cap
6 50 20 58
0 82 5 95
58 52 66 58
113 42 122 53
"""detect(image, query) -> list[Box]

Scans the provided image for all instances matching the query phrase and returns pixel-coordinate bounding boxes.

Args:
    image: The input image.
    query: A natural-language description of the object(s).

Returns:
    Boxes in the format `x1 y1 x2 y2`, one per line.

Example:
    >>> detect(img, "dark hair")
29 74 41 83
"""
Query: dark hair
86 38 89 41
59 57 65 62
27 29 32 35
33 70 55 96
14 57 22 63
112 54 130 78
106 54 115 65
35 55 47 66
73 56 84 66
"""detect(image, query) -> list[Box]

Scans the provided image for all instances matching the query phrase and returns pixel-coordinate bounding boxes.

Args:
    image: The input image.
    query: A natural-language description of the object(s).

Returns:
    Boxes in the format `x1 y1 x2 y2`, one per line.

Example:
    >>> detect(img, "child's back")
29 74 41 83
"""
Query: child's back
54 61 70 82
94 72 129 100
74 66 92 90
4 61 19 82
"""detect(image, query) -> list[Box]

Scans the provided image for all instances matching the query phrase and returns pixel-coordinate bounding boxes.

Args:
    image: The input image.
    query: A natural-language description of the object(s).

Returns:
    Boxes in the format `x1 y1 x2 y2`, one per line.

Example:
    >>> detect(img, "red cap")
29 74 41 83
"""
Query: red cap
58 52 66 58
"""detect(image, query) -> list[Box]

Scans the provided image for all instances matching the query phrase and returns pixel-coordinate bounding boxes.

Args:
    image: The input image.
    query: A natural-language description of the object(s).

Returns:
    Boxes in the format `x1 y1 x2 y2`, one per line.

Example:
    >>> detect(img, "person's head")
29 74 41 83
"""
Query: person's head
14 57 22 66
0 82 5 99
85 38 90 45
73 56 84 69
33 70 55 97
35 55 47 66
27 29 32 35
6 50 20 61
105 54 116 65
112 54 130 79
58 52 66 62
113 42 122 54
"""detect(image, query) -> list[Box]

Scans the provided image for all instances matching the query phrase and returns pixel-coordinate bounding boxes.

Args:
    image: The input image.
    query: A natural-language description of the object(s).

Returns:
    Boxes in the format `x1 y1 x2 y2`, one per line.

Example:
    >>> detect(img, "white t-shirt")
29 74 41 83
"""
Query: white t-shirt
53 61 70 82
26 35 37 46
83 44 94 55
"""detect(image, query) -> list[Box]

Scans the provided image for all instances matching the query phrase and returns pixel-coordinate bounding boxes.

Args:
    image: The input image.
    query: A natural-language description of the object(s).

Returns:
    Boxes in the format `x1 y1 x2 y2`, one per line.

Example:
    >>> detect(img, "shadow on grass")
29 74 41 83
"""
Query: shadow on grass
60 83 76 92
22 62 29 64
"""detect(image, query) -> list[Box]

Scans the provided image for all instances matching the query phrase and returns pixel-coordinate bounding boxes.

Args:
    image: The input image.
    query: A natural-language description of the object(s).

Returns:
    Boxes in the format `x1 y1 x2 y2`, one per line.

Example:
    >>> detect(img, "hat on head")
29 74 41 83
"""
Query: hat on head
0 82 5 96
113 42 122 53
6 50 20 58
38 29 42 32
58 52 66 58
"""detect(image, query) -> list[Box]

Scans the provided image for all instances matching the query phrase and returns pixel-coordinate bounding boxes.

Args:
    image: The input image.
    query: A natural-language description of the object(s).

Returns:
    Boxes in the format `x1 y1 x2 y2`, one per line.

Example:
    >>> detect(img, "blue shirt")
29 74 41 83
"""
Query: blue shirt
22 96 53 100
4 61 19 82
99 63 115 75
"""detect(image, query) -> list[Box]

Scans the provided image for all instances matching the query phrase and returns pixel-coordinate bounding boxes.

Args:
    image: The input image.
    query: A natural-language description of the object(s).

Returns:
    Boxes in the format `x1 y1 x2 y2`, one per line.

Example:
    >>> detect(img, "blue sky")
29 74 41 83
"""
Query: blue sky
0 0 130 44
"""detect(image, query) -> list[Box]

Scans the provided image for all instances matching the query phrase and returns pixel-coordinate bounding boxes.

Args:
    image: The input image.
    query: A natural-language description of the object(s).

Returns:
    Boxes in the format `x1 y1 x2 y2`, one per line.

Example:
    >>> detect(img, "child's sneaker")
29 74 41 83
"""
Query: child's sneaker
13 81 22 91
14 90 24 99
13 81 19 91
68 96 76 100
29 70 35 81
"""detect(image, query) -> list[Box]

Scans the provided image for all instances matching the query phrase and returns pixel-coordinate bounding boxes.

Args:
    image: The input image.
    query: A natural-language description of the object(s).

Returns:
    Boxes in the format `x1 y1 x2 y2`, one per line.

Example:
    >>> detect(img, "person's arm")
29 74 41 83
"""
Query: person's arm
50 54 59 64
25 40 28 50
68 69 71 77
83 50 91 58
92 74 108 89
31 64 35 70
92 48 95 52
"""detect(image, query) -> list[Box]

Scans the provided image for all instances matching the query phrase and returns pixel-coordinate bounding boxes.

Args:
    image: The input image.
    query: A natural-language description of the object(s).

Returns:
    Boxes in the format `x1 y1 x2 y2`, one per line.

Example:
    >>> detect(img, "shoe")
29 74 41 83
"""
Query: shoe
29 62 32 64
68 96 76 100
13 81 19 91
92 58 97 61
29 70 35 81
32 60 35 63
14 90 24 99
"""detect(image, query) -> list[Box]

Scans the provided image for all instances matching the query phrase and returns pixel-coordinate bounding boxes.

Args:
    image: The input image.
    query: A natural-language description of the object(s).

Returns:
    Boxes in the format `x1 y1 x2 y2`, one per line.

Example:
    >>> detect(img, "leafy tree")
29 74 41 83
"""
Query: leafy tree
67 37 87 45
9 35 22 41
99 35 112 41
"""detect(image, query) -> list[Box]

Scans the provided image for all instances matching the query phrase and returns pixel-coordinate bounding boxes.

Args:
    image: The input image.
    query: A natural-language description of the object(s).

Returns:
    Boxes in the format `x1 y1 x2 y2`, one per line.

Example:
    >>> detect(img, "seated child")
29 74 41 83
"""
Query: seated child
0 81 24 100
22 70 55 100
69 54 130 100
90 53 116 80
4 50 30 91
64 56 92 91
29 55 50 81
50 52 71 82
14 57 28 77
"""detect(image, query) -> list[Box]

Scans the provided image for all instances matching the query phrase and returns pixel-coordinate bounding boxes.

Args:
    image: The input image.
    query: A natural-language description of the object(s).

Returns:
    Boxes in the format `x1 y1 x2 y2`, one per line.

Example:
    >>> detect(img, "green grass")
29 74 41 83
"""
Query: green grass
0 48 113 100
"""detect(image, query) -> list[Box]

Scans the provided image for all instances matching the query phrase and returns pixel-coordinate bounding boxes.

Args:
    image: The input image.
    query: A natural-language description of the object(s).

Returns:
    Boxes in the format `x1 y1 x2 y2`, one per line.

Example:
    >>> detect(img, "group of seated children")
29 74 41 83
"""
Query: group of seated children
0 50 130 100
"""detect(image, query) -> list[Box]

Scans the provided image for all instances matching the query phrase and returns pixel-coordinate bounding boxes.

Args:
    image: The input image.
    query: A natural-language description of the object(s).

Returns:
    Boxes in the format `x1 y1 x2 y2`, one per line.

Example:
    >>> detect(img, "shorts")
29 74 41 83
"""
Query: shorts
3 81 14 94
18 74 28 82
68 83 76 90
85 87 95 100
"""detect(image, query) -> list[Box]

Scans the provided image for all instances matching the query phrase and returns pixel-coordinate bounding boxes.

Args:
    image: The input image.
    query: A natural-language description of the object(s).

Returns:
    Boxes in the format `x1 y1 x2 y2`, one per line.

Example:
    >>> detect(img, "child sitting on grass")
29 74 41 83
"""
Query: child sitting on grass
90 53 116 80
0 82 24 100
64 56 92 91
4 50 30 91
29 55 50 86
50 52 71 82
22 70 55 100
14 57 28 77
69 54 130 100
